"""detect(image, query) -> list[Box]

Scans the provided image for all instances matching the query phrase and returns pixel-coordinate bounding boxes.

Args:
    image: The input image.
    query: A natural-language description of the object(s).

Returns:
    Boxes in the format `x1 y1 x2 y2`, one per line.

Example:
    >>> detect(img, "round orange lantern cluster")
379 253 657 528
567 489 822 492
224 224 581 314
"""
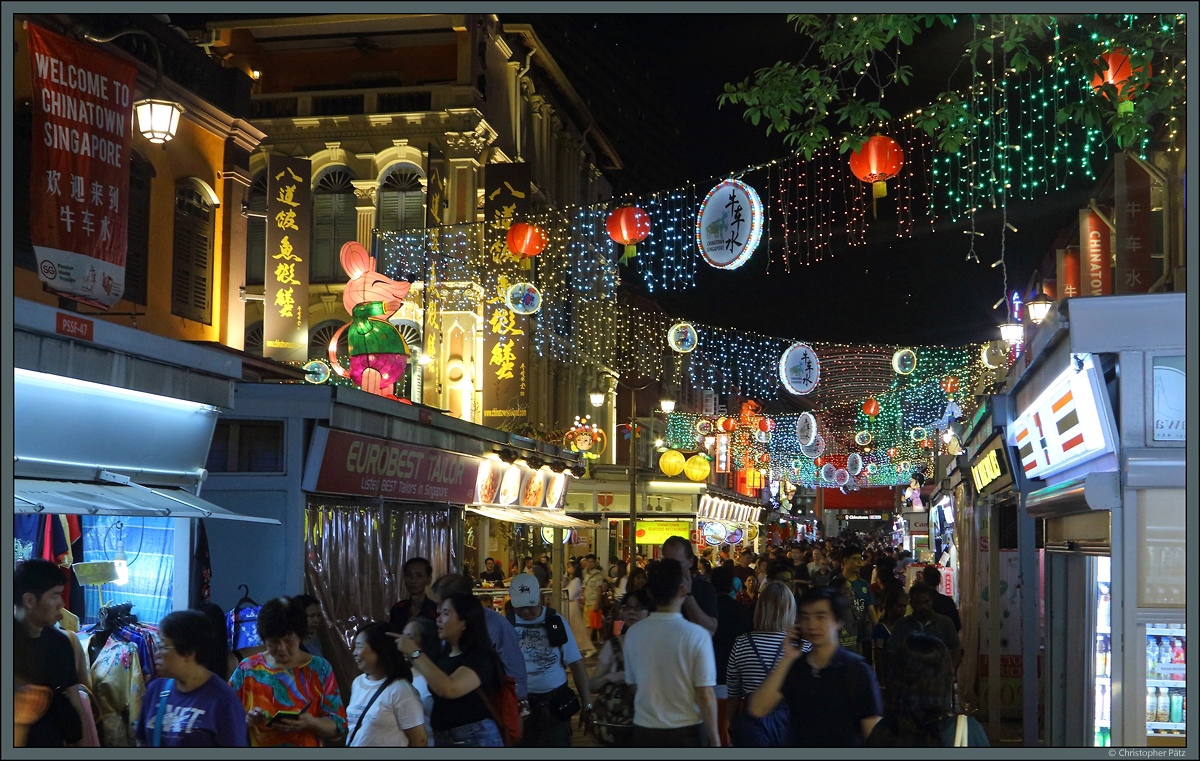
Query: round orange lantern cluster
1090 49 1151 113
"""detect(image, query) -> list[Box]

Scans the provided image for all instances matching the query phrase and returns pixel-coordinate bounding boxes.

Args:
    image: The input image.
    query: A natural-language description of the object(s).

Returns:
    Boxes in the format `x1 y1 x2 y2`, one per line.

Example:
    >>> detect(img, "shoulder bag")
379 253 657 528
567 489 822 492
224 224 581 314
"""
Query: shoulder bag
151 680 173 747
346 678 394 747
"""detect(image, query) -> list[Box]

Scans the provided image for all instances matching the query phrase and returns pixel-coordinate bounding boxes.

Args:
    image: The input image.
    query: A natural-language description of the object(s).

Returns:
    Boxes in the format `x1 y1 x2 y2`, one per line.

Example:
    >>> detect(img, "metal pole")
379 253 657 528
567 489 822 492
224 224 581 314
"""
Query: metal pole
629 389 638 563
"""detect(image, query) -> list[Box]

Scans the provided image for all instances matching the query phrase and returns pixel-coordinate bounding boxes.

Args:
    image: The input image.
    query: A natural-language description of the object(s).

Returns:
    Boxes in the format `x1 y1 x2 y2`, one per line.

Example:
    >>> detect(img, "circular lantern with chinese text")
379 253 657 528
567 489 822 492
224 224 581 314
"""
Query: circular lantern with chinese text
684 455 711 482
862 398 881 418
848 135 904 216
606 206 651 265
506 222 547 258
1090 49 1151 113
659 449 685 477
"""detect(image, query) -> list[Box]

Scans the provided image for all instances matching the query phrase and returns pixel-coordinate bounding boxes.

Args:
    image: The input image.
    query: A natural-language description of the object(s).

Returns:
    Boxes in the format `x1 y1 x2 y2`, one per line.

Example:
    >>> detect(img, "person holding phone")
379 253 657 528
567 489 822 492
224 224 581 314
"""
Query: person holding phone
230 597 346 747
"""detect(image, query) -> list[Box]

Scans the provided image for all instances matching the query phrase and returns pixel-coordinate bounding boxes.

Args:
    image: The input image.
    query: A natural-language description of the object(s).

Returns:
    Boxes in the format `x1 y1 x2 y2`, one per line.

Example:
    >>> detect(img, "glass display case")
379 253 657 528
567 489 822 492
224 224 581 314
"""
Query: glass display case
1093 557 1112 746
1145 621 1187 742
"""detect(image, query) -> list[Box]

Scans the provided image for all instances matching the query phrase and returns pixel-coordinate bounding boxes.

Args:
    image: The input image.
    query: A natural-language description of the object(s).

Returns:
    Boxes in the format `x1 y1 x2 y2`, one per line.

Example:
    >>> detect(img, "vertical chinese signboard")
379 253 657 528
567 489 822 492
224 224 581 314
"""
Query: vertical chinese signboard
27 23 137 310
263 154 311 361
482 164 531 424
1078 209 1112 297
1056 247 1081 300
1114 154 1153 294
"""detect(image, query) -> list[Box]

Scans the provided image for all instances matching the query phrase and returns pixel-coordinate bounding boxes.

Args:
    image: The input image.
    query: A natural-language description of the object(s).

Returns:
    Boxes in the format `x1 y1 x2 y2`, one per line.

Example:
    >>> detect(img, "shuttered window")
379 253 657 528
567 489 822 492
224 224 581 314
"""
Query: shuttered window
123 151 154 305
312 169 357 283
171 182 214 324
245 173 267 286
376 168 425 234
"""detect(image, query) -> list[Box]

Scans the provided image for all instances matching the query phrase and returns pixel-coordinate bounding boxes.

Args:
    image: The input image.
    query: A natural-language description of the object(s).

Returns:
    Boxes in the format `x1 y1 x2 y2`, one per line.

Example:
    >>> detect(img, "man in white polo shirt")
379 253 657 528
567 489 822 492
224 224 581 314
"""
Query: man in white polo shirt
622 558 719 747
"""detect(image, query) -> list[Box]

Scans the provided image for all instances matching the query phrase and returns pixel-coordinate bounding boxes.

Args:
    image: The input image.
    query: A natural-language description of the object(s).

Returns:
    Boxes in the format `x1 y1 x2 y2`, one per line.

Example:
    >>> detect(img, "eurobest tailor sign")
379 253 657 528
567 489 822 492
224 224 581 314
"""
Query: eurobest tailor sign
27 23 137 309
303 427 480 503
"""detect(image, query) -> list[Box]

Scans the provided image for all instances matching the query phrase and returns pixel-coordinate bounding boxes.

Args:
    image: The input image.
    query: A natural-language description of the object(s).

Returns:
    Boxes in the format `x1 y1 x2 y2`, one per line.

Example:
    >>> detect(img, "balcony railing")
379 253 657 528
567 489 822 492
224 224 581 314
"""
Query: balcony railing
249 84 471 120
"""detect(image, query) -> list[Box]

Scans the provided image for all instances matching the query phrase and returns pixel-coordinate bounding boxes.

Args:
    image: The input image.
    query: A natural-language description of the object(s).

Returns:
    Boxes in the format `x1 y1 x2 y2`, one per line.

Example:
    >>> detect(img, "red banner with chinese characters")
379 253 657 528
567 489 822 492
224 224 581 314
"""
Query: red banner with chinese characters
1056 247 1081 300
1078 209 1112 296
1114 154 1154 293
27 23 136 309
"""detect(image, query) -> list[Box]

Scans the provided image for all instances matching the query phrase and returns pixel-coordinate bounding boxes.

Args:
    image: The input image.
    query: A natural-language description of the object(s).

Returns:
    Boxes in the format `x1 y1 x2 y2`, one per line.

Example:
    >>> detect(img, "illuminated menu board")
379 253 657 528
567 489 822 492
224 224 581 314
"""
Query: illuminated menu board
1009 353 1116 480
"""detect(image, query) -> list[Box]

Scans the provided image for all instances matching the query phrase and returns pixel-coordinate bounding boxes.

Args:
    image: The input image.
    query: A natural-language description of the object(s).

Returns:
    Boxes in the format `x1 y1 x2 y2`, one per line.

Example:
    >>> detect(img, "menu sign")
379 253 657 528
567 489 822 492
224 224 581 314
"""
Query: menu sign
303 427 479 503
1009 353 1115 480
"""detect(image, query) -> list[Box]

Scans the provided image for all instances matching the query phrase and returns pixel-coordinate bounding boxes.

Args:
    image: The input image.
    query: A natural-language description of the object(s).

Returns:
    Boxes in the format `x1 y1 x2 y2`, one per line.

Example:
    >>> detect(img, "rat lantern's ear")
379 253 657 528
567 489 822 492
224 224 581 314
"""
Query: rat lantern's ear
339 241 375 280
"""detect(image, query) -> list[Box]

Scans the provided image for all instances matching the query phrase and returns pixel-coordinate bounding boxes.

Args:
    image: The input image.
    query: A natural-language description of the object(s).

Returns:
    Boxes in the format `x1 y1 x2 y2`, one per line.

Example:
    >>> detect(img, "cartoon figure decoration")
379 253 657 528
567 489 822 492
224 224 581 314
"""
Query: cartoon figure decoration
565 416 606 459
904 471 926 509
328 241 412 400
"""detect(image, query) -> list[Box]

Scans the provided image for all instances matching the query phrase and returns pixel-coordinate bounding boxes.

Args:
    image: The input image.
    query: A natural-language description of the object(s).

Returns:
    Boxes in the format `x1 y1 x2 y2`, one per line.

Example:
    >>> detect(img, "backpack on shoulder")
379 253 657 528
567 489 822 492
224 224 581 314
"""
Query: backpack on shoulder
505 607 568 648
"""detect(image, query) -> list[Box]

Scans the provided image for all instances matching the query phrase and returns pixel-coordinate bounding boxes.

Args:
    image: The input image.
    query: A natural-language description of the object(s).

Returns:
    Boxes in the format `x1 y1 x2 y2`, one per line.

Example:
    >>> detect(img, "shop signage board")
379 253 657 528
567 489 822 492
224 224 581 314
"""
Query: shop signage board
1009 353 1116 480
55 312 93 341
263 154 311 361
27 23 137 309
695 178 763 270
636 520 692 546
482 163 532 423
969 431 1015 496
1056 247 1081 300
1152 356 1185 442
1079 209 1112 297
1114 154 1153 294
303 426 479 503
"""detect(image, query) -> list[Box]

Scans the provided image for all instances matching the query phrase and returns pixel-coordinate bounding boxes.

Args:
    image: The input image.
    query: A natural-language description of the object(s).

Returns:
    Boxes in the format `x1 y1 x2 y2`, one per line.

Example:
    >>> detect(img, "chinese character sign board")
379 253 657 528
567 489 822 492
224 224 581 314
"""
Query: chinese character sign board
1114 154 1153 294
1078 209 1112 297
482 275 529 423
264 154 311 361
1056 247 1081 300
484 162 530 265
27 23 137 310
696 179 764 270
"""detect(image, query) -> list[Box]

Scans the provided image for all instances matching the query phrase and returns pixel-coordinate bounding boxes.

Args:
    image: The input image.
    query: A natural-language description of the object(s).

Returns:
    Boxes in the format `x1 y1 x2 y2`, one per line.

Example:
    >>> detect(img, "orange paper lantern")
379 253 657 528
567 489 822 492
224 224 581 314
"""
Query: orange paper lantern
862 398 881 418
506 222 547 258
1090 50 1151 113
940 376 960 395
605 206 651 245
718 416 738 433
848 135 904 202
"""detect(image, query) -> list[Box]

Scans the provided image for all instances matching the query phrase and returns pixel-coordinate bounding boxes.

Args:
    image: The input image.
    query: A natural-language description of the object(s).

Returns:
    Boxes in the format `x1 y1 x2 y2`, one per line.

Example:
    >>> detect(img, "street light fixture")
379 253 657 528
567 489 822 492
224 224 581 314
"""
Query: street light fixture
659 398 676 413
77 24 185 144
588 388 606 408
1026 294 1054 325
999 322 1025 345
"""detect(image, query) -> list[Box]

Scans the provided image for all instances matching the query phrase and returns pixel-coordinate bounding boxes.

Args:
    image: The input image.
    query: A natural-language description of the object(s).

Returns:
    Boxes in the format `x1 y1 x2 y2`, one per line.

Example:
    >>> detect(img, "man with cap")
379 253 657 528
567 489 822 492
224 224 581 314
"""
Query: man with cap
506 574 592 746
581 554 608 655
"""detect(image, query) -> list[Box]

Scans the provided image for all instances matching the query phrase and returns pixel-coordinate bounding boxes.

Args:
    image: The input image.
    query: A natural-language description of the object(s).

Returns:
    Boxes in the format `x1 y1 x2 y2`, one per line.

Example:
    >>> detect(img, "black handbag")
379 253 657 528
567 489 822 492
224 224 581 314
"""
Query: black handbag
548 682 581 721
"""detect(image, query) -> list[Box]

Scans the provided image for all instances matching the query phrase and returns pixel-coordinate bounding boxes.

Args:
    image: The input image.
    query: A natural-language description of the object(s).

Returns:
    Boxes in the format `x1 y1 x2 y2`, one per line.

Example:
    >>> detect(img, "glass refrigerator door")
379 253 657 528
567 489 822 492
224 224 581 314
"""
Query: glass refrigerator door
1145 622 1187 743
1093 557 1112 746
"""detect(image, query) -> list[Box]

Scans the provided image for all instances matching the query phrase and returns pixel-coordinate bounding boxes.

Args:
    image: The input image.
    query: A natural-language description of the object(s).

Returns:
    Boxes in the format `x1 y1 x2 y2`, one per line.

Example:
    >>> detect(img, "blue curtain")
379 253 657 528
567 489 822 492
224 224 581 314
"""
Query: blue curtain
80 516 175 626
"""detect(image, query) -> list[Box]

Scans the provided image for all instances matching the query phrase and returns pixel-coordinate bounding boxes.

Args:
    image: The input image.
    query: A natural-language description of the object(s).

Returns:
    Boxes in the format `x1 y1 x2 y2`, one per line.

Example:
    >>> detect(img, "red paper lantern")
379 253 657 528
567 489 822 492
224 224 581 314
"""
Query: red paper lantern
940 376 960 395
887 447 897 459
506 222 547 258
862 398 880 418
718 417 738 433
758 418 775 433
813 456 824 468
606 206 651 245
1090 50 1151 112
848 135 904 201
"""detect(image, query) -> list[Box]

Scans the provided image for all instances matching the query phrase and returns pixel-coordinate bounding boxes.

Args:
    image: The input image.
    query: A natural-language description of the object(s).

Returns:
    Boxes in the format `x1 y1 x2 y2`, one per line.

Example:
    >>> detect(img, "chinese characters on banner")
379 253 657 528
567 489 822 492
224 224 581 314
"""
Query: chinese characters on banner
1114 154 1153 294
1055 246 1081 300
482 163 531 423
1078 208 1112 297
26 23 137 310
424 144 448 361
263 154 311 361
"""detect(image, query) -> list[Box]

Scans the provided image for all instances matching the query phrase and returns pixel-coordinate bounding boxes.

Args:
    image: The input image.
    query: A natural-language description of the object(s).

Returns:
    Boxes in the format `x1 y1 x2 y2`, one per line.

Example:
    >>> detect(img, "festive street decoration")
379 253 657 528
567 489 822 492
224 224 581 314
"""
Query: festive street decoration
800 433 826 459
862 398 881 418
696 178 764 270
659 449 686 477
848 135 904 217
684 454 712 482
940 376 960 396
1090 49 1151 113
854 430 872 446
910 426 928 442
330 242 412 400
718 416 738 433
695 419 714 435
758 418 776 433
668 321 699 353
505 282 542 315
506 222 547 260
606 205 652 265
780 342 821 395
892 348 917 375
821 463 837 482
834 468 851 487
847 453 863 476
795 412 817 447
565 416 606 459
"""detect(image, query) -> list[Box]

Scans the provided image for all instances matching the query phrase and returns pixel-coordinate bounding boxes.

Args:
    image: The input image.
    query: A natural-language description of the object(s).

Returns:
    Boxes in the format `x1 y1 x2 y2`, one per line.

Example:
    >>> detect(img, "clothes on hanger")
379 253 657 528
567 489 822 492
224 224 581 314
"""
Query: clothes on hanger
226 586 263 651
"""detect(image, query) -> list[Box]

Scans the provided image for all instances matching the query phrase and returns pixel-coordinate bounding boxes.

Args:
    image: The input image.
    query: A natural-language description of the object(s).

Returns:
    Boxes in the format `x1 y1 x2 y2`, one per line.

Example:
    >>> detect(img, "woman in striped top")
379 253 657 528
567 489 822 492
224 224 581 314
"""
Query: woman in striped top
726 581 804 745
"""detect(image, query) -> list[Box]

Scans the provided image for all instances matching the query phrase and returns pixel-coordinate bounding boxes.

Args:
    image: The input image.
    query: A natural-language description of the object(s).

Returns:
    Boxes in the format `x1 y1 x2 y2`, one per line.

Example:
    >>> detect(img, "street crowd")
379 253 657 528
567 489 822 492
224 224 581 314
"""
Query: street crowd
14 532 988 748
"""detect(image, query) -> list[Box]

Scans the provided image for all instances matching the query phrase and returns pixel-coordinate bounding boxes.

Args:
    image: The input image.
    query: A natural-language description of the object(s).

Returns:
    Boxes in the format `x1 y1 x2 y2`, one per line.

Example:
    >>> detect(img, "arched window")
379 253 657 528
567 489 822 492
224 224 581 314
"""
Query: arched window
376 166 425 234
171 180 216 324
123 150 155 305
245 320 263 356
309 319 350 362
312 168 357 283
245 172 267 286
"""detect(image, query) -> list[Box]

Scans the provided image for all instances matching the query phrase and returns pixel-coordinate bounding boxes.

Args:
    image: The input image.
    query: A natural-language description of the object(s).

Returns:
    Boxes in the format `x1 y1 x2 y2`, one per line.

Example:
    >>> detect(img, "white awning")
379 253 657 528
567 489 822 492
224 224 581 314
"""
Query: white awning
13 478 281 524
467 505 598 529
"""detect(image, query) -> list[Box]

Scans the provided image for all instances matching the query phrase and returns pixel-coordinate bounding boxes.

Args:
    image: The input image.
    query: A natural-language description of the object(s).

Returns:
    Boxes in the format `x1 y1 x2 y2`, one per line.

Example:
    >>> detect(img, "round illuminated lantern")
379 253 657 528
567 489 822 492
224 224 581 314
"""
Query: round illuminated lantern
940 376 960 396
821 463 837 482
910 426 928 443
1090 49 1151 113
847 453 864 476
848 135 904 202
717 416 738 433
659 449 686 477
834 468 851 487
505 282 542 315
684 455 711 482
695 419 714 436
757 452 771 466
795 412 817 447
667 321 699 353
780 342 820 396
754 429 771 444
800 433 825 459
892 349 917 375
696 178 764 270
758 418 775 433
867 463 879 475
813 456 825 468
862 398 881 418
854 430 872 446
606 206 652 264
506 222 547 258
887 447 898 460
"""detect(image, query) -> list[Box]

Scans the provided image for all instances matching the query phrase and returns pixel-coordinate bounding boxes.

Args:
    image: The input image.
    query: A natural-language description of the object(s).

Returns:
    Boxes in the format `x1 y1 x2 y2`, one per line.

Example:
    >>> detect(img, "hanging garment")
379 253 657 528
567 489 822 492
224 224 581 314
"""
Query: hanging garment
89 638 144 747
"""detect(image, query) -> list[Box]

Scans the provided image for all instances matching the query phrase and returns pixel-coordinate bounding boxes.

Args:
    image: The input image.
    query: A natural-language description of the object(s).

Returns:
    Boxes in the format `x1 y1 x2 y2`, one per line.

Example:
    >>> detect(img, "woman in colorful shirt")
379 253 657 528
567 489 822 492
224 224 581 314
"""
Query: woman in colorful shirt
229 597 346 747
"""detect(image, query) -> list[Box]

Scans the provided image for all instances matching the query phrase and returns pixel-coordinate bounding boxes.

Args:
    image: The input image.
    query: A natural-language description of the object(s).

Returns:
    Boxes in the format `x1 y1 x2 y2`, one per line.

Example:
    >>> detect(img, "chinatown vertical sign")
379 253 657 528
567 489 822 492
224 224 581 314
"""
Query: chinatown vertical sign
27 23 137 310
1078 209 1112 296
482 163 531 423
263 154 311 361
1114 154 1153 294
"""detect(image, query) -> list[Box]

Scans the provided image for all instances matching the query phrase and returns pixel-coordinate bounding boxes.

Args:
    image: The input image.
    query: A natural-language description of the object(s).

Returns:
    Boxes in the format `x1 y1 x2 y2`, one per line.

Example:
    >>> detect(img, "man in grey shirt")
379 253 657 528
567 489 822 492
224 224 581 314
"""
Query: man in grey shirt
431 573 528 701
884 582 962 670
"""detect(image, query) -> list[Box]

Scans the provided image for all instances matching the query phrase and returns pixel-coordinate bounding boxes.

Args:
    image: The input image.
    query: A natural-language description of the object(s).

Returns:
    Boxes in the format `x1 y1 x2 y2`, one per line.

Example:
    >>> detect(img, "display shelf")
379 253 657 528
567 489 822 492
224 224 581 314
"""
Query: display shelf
1147 679 1186 689
1148 628 1186 636
1147 722 1187 731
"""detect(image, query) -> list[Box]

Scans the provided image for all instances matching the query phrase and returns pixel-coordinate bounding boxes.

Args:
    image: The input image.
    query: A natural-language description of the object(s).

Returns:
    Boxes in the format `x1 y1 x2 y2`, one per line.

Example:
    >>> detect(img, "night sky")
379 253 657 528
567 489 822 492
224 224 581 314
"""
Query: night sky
512 13 1100 348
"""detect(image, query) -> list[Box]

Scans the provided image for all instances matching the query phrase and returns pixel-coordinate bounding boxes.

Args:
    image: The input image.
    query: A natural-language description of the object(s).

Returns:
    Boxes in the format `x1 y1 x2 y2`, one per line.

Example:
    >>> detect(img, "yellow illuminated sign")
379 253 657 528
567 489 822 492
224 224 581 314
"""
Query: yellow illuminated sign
970 448 1003 492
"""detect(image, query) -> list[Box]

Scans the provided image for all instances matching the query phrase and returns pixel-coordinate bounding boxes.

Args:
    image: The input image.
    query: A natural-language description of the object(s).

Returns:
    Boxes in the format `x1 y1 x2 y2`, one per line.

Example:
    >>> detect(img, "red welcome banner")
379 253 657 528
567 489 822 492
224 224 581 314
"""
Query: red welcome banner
27 23 136 309
1078 209 1112 297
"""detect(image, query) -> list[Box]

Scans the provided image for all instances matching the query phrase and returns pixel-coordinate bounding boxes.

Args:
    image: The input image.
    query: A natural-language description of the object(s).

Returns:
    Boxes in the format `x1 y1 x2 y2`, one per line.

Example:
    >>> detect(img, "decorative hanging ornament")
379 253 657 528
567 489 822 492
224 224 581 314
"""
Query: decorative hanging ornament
717 416 738 433
848 134 904 217
659 449 686 477
758 418 776 433
910 426 928 442
847 453 863 476
940 376 960 396
505 282 542 315
821 463 837 483
834 468 851 487
854 430 872 447
694 419 714 436
1090 49 1151 114
892 348 918 375
506 222 547 270
606 206 652 265
795 412 817 447
696 178 764 270
813 456 825 468
754 429 771 444
861 398 880 418
800 433 825 459
684 455 711 482
667 321 699 353
867 463 878 475
779 342 820 395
